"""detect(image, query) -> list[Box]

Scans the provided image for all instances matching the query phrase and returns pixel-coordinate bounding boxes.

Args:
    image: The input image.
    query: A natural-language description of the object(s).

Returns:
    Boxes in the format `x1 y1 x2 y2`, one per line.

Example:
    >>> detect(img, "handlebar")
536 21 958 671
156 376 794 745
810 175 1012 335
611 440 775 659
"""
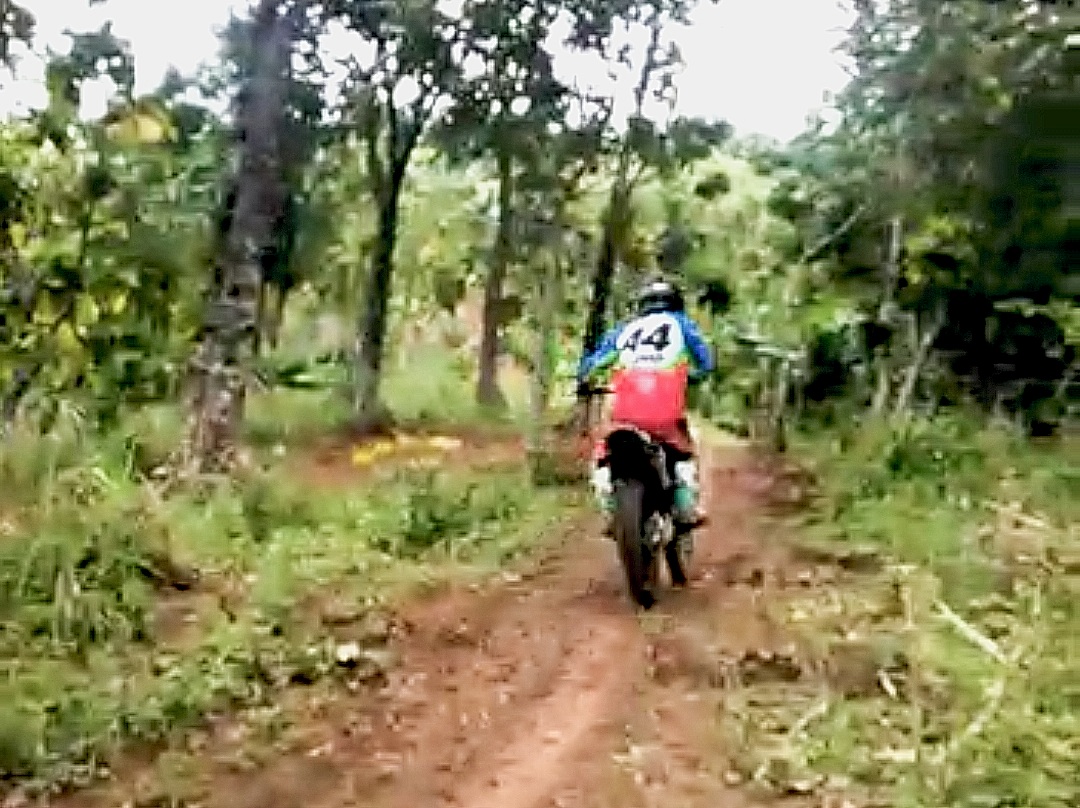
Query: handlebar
576 382 612 398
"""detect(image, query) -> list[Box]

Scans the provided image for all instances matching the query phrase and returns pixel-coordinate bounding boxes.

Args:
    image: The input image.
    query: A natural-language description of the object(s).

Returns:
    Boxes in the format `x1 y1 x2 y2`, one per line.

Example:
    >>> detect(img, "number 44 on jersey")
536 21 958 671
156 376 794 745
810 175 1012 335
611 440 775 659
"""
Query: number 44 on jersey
615 312 686 369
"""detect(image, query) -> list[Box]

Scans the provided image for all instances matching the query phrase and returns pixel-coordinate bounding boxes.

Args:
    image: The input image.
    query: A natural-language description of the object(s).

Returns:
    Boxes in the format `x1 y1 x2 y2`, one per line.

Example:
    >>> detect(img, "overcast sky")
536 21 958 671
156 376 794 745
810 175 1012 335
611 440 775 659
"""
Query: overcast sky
4 0 853 143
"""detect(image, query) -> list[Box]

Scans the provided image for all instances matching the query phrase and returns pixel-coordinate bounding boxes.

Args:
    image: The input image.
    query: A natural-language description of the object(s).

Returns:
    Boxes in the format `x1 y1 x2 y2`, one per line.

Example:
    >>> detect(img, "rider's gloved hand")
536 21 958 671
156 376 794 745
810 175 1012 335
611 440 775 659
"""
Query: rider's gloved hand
575 379 592 398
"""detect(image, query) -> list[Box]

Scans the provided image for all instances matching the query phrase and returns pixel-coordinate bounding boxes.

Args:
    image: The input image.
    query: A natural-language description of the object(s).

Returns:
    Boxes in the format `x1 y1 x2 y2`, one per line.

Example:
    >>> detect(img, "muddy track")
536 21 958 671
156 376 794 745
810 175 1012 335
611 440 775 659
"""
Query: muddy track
61 440 796 808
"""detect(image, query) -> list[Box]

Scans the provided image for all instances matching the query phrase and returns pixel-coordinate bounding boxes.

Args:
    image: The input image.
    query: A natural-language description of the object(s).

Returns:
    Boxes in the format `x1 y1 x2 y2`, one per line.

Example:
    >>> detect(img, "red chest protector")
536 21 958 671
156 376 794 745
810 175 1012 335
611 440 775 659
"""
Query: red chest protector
609 365 688 447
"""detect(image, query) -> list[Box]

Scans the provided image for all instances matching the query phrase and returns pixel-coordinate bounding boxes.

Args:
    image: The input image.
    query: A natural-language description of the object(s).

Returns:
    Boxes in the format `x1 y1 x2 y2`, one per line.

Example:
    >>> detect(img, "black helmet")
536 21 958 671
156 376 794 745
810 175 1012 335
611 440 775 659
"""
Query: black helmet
637 276 684 315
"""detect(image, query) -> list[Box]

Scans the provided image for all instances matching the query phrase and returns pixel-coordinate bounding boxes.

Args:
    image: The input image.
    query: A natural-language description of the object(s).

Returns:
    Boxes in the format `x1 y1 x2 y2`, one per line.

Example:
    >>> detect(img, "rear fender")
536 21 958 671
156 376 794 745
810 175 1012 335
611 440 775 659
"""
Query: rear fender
604 427 651 478
604 427 668 516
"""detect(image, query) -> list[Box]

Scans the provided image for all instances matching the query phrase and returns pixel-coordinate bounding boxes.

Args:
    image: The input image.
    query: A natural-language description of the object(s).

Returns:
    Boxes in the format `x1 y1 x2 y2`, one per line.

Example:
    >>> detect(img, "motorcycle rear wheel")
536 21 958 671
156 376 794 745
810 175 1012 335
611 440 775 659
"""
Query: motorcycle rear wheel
612 480 655 608
665 530 693 587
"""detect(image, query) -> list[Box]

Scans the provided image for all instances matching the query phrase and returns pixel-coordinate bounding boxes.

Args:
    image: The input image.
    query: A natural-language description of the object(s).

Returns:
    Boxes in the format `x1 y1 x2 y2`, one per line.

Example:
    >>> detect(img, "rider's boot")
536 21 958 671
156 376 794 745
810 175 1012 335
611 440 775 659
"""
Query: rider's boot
592 462 616 537
599 492 615 536
676 508 708 531
673 459 708 531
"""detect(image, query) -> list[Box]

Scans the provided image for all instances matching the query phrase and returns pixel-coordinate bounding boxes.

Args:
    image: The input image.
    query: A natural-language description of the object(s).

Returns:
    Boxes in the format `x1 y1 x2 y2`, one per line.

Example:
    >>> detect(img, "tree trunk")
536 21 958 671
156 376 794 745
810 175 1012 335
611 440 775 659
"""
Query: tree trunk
870 214 904 416
187 0 286 472
476 147 513 409
894 301 946 419
583 199 621 357
353 163 405 433
581 178 635 376
870 347 892 415
253 281 268 356
269 286 287 350
580 12 662 369
528 255 560 449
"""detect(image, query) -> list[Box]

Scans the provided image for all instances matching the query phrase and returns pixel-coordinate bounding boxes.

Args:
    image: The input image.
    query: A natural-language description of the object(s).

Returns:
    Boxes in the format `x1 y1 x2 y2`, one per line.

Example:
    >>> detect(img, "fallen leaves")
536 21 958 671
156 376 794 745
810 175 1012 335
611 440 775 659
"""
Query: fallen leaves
350 433 465 468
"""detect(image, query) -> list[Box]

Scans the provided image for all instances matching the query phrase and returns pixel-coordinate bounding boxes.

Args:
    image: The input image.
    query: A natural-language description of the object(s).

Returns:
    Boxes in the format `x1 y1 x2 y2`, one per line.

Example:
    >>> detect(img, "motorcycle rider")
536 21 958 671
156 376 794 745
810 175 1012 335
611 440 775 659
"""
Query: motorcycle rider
576 275 714 532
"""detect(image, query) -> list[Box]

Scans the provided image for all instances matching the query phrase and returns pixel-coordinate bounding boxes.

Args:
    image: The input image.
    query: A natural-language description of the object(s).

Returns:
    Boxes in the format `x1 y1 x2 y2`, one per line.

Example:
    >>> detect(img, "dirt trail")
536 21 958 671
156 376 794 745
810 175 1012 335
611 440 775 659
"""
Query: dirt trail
61 439 798 808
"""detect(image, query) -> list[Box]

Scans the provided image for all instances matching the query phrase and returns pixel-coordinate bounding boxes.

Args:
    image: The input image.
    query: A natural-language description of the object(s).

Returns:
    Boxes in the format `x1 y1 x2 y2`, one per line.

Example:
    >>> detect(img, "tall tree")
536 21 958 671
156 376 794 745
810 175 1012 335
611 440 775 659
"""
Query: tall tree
328 0 461 431
0 24 220 431
212 7 327 357
436 0 568 408
759 0 1076 427
576 0 727 368
516 100 608 431
187 0 291 470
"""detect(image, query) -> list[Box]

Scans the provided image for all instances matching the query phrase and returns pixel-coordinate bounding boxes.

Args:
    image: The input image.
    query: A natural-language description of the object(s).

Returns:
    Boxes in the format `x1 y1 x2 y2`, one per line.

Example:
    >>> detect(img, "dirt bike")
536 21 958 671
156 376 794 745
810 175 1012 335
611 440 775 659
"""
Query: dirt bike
581 385 694 609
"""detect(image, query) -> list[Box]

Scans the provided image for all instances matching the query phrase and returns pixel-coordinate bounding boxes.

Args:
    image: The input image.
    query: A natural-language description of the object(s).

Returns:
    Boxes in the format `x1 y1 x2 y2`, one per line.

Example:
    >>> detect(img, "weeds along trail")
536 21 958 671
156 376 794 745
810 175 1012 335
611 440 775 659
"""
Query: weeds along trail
46 430 865 808
179 440 784 808
13 428 551 806
43 435 788 808
18 406 1077 808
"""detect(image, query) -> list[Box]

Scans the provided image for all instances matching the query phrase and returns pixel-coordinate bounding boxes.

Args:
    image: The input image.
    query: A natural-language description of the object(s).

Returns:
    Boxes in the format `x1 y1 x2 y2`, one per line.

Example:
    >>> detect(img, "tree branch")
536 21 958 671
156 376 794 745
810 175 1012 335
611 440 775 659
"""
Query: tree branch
365 100 385 199
894 298 947 418
631 9 663 114
798 203 867 265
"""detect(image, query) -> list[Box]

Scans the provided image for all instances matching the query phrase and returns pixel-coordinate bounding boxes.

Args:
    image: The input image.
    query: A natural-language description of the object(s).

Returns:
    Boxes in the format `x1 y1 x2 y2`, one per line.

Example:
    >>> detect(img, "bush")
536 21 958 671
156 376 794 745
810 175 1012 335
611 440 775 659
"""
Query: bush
731 415 1080 807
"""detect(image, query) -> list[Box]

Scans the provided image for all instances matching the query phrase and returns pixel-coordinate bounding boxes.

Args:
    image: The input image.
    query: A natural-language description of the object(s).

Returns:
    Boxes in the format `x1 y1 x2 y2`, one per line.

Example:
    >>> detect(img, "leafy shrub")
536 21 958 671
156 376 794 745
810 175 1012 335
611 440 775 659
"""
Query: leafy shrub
392 466 525 555
0 418 559 791
740 417 1080 807
0 514 156 655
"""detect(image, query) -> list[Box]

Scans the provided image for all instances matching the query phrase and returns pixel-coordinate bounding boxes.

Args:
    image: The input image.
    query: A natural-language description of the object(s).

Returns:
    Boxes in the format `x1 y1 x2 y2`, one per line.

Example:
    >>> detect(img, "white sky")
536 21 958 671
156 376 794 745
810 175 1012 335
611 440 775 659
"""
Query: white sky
2 0 852 143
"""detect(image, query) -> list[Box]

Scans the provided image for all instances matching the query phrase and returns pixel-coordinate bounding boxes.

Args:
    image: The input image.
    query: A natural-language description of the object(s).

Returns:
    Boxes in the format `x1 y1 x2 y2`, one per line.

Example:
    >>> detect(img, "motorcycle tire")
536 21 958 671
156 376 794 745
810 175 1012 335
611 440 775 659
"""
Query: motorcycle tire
665 530 693 587
613 480 655 608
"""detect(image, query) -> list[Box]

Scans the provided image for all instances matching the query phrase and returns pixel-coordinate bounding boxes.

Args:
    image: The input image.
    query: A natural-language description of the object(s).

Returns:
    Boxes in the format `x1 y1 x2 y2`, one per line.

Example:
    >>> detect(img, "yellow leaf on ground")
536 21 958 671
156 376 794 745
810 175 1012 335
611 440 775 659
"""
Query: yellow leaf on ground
351 439 397 467
426 436 463 451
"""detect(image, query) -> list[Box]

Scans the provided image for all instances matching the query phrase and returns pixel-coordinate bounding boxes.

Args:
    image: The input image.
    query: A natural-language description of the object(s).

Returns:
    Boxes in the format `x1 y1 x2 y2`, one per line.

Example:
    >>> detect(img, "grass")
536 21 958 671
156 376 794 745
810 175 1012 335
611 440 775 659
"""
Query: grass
0 351 579 797
242 344 534 452
724 413 1080 808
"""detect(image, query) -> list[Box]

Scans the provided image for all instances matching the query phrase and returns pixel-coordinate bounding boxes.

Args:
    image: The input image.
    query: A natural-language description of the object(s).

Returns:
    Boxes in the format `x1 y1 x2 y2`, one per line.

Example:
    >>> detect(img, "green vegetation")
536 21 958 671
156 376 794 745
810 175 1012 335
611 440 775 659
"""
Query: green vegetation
0 365 577 793
725 418 1079 807
700 6 1078 799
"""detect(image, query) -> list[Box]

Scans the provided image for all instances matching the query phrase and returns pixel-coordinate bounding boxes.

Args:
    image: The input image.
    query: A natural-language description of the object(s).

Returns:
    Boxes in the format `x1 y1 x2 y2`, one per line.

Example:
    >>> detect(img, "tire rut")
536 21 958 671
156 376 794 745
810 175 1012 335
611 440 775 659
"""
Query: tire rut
330 440 774 808
330 524 641 808
55 441 787 808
